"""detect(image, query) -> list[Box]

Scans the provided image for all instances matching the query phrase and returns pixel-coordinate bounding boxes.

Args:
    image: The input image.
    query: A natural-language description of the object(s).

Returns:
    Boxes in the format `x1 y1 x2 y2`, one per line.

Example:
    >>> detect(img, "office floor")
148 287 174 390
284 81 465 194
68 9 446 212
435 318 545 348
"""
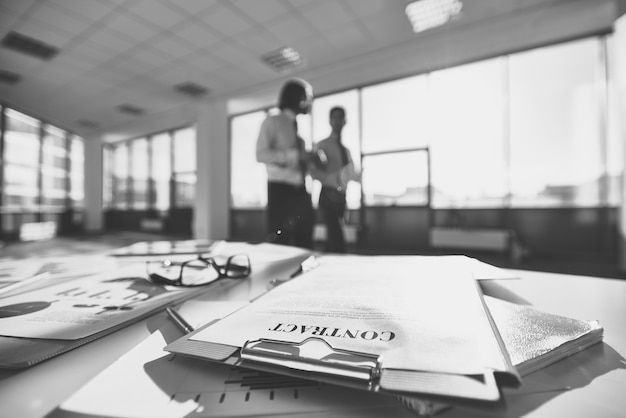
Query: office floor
1 232 624 280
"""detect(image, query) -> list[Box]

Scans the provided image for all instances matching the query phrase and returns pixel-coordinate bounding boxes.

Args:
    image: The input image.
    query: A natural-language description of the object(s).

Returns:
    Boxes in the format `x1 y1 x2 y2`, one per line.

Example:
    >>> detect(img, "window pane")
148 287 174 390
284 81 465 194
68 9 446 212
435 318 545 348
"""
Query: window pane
428 58 508 207
173 172 196 207
311 90 361 209
173 127 196 173
3 109 40 209
112 143 129 209
173 127 196 207
607 33 624 206
103 146 113 209
362 150 429 206
42 124 68 209
230 111 267 208
509 38 603 207
70 135 84 208
130 138 148 209
361 75 429 154
151 133 171 210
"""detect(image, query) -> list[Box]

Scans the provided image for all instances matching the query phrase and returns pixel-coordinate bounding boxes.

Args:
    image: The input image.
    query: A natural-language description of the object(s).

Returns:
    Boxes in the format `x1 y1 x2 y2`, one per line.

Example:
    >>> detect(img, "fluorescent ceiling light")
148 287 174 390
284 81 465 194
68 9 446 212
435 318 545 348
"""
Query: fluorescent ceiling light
261 47 303 72
405 0 463 33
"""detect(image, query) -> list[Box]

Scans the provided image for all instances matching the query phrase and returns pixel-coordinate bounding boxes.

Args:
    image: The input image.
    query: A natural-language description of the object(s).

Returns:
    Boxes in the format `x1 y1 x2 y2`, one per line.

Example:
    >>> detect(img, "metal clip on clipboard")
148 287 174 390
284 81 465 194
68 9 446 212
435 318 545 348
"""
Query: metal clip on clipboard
241 337 381 382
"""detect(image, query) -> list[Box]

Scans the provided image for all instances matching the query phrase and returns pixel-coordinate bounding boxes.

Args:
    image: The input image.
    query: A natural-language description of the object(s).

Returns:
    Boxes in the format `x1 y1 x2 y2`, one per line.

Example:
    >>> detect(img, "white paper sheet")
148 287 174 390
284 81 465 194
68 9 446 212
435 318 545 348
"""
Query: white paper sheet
58 300 406 418
191 255 508 375
0 264 194 339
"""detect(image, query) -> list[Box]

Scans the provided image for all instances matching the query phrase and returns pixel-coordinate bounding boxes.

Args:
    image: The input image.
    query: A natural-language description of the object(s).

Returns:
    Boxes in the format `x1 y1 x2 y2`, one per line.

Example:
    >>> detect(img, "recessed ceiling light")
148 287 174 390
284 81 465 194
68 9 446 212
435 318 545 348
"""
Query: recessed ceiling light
0 68 21 84
117 104 145 116
261 47 303 72
1 31 59 60
77 119 99 129
405 0 463 33
175 81 210 97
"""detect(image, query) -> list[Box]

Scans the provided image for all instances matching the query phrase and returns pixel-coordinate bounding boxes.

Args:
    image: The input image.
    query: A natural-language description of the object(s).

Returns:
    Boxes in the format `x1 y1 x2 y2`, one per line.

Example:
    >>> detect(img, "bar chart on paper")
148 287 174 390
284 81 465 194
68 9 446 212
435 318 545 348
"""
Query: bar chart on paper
56 326 400 418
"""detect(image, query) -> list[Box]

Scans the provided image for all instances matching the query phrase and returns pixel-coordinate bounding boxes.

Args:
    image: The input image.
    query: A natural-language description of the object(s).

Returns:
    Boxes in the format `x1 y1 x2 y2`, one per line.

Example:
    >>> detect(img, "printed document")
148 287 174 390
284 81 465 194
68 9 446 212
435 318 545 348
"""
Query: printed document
191 255 510 376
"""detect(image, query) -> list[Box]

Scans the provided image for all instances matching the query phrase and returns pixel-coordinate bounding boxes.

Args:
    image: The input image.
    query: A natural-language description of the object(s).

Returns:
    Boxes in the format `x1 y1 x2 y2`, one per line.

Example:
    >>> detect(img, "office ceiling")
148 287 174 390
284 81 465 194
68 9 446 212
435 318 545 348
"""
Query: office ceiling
0 0 615 136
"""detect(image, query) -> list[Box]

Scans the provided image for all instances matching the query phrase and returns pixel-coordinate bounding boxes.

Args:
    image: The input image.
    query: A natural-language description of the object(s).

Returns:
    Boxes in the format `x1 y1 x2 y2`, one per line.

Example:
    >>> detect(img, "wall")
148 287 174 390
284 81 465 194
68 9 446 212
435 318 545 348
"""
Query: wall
194 100 230 241
83 134 103 232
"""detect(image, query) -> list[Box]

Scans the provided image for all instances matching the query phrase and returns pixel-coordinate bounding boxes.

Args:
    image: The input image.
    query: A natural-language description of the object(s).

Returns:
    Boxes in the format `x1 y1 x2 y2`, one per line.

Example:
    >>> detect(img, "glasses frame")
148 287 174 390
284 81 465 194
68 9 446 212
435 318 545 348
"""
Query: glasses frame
147 254 251 287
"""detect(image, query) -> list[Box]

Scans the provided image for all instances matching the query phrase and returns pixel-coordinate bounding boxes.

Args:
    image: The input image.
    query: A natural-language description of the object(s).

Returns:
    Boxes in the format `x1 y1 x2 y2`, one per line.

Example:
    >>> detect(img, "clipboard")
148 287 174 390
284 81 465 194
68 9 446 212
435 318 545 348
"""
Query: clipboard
165 255 522 404
165 321 511 404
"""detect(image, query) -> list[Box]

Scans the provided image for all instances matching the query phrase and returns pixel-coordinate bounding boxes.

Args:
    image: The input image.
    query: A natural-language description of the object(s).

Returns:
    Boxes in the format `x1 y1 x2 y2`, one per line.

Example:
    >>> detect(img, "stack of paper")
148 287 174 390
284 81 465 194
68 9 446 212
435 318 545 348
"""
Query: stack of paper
0 264 199 368
166 255 522 404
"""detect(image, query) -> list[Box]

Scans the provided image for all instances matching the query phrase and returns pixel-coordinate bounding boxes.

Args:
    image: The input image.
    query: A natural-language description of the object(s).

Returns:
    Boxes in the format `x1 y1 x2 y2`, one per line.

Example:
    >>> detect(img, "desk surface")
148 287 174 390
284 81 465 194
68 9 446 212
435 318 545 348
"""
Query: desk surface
0 251 625 418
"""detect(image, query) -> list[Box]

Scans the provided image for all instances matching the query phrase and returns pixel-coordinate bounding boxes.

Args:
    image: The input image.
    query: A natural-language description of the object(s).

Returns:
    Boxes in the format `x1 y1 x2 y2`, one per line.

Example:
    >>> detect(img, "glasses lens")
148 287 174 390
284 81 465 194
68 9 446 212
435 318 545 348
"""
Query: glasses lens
147 260 183 284
180 258 220 286
225 254 251 278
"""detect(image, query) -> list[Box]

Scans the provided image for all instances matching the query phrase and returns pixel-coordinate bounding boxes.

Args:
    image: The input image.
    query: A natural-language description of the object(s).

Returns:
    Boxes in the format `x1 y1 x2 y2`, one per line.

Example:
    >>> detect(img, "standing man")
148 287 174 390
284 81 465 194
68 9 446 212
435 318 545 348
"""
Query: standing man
311 106 359 253
256 79 316 248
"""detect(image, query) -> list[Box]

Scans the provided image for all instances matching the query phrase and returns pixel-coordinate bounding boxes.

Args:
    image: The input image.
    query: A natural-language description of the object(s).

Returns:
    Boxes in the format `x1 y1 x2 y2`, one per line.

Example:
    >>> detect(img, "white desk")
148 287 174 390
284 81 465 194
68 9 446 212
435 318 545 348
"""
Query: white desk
1 255 625 418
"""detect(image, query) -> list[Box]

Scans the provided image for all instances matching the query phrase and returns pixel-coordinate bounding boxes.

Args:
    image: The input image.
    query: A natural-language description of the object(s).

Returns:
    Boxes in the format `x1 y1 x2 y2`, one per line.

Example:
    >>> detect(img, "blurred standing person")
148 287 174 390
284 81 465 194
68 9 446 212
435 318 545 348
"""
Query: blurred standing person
256 79 316 248
311 106 359 253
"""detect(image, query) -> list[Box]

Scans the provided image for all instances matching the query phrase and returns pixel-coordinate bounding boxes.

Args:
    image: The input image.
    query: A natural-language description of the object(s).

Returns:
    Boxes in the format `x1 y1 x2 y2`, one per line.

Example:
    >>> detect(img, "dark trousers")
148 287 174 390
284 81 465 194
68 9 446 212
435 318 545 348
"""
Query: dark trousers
318 187 347 253
266 182 314 249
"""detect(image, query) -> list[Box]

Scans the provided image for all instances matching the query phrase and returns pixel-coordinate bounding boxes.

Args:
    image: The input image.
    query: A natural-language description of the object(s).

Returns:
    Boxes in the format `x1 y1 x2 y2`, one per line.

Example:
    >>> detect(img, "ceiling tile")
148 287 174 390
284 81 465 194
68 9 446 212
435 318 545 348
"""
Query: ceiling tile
30 2 93 36
174 21 222 49
151 34 195 59
149 62 206 86
265 15 318 43
36 65 81 87
128 44 173 68
0 48 42 73
88 27 135 55
298 1 355 32
109 53 148 77
359 9 414 48
127 0 187 30
105 11 160 43
0 0 38 15
233 28 281 54
197 3 254 37
209 43 256 66
343 0 395 18
46 0 113 23
12 17 74 48
185 53 226 74
0 8 20 32
170 0 219 15
70 40 118 64
49 53 100 75
231 0 288 24
325 24 370 52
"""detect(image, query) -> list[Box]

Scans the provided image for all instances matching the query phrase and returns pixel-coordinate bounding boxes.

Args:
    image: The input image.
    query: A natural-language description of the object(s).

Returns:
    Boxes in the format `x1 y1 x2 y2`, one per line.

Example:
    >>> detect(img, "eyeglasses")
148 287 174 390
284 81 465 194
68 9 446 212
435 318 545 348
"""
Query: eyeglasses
146 254 251 287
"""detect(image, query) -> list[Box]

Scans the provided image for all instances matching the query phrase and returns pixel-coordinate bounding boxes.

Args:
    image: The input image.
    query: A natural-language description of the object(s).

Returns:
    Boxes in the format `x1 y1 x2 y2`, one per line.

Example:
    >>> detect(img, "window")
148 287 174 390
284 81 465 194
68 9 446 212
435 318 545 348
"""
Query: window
151 133 171 211
172 127 196 208
130 138 148 210
362 150 430 206
3 109 40 210
69 135 84 208
229 36 618 211
103 126 196 212
112 143 129 209
0 107 85 238
428 58 508 207
311 90 361 209
509 38 604 207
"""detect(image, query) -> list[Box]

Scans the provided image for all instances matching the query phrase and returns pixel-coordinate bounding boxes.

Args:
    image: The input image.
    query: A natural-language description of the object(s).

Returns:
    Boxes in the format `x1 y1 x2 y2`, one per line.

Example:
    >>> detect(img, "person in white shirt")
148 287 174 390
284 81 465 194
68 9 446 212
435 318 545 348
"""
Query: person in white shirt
256 79 317 248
